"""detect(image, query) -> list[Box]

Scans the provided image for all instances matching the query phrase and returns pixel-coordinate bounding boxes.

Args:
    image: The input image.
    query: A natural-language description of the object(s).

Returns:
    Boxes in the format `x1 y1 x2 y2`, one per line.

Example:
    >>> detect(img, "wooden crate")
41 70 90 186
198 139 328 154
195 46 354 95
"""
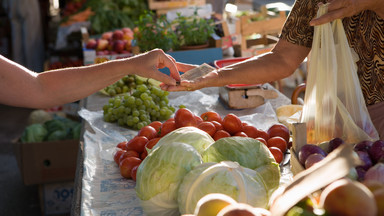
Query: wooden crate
237 8 287 55
148 0 206 14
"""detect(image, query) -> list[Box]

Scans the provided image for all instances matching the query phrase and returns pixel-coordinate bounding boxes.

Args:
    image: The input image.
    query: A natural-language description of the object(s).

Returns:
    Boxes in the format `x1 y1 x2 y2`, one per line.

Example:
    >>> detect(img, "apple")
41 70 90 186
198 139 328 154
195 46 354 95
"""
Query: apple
125 40 132 51
85 38 97 49
112 29 124 40
96 39 109 51
122 27 133 36
102 31 113 40
113 40 126 53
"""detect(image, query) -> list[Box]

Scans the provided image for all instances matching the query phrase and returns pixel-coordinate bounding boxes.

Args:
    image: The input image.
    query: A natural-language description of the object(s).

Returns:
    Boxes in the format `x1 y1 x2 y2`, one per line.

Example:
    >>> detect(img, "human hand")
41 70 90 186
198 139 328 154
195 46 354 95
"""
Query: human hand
130 49 181 85
160 64 220 92
310 0 384 26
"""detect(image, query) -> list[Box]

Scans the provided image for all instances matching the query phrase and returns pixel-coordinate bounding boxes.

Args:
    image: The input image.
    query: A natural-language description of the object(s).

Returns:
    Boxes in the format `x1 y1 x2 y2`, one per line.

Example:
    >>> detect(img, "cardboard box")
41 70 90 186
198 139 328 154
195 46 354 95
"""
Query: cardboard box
13 139 79 185
289 122 307 175
39 181 74 216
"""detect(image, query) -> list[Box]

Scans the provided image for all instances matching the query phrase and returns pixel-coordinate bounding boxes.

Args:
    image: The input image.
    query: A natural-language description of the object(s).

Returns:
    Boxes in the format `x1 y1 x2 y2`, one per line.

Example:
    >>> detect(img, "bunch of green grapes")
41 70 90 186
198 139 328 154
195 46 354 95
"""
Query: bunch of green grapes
102 84 175 130
103 75 137 96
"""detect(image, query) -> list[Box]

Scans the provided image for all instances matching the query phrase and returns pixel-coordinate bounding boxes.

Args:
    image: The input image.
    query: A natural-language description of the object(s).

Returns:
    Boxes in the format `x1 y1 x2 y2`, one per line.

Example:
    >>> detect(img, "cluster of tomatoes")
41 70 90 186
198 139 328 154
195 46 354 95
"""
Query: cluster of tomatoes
113 108 291 181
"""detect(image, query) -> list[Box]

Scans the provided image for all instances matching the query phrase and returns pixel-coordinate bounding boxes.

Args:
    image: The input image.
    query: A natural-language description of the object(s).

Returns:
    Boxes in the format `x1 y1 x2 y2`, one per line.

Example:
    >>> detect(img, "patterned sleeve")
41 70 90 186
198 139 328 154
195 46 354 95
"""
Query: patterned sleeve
280 0 324 48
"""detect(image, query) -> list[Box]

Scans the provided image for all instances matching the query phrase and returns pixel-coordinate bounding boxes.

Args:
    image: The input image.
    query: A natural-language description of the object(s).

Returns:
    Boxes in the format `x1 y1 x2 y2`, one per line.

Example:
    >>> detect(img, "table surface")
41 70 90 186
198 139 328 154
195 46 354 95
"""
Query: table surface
71 85 292 216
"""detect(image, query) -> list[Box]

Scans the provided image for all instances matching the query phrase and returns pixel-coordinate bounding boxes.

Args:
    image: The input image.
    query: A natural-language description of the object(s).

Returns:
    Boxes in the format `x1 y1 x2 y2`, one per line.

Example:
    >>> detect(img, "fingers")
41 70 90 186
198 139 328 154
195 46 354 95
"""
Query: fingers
160 80 197 92
310 7 345 25
176 62 198 73
154 50 180 82
151 68 178 86
310 0 359 26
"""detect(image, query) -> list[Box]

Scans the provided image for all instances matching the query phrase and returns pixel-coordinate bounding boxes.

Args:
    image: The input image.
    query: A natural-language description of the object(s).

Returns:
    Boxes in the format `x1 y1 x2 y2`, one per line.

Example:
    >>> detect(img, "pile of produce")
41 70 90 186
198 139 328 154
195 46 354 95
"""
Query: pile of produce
102 76 175 130
287 137 384 216
297 137 384 182
85 27 135 56
111 107 291 215
21 111 81 143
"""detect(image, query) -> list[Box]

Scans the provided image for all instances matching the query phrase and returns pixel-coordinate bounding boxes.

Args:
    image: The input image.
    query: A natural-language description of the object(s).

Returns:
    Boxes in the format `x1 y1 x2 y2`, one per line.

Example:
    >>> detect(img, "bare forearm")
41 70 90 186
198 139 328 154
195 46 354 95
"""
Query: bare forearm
0 49 180 109
34 59 128 108
216 52 297 87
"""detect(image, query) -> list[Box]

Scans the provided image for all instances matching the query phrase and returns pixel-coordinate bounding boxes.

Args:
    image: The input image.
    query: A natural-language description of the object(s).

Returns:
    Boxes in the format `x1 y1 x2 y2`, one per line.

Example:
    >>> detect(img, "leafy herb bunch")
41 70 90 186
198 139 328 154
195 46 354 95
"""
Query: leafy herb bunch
134 11 178 52
173 10 215 47
86 0 148 34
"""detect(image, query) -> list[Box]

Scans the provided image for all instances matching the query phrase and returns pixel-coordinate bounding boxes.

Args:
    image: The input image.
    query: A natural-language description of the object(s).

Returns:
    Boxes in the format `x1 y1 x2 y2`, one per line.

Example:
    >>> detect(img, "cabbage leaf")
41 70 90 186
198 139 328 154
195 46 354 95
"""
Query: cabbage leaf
135 141 203 216
202 136 280 195
177 161 270 214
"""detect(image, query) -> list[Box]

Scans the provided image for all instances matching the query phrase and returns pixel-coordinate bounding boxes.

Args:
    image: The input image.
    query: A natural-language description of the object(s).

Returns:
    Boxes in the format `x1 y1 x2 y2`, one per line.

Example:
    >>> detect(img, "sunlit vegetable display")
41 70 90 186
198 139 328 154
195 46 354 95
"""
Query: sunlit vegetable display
177 161 270 215
149 126 214 155
135 141 203 216
202 136 280 195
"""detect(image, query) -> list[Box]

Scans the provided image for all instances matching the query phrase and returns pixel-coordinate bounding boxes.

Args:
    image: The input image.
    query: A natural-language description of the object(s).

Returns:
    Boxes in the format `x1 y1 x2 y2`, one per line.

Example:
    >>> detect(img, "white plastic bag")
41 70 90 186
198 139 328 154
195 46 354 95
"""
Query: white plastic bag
300 4 379 144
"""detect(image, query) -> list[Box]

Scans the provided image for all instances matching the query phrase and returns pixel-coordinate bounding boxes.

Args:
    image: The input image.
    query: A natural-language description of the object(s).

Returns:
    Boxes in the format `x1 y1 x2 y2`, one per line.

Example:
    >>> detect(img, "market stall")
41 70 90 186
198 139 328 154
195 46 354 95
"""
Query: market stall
71 84 293 215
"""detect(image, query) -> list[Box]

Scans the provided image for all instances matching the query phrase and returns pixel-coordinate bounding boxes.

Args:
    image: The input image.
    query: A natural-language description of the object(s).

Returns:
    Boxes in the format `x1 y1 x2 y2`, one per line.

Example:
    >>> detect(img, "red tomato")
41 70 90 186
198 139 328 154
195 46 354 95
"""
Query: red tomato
174 108 197 128
200 111 222 123
267 123 290 143
126 136 149 153
119 157 142 179
234 131 248 137
222 113 243 135
197 121 217 137
144 137 161 154
119 150 140 164
140 151 148 160
242 125 259 138
269 147 284 164
257 129 270 141
267 136 288 153
116 141 128 150
131 165 139 181
149 121 162 133
213 130 231 141
138 125 158 140
159 119 177 137
195 115 203 125
113 149 126 165
287 141 293 150
242 122 249 127
256 137 267 146
211 121 223 131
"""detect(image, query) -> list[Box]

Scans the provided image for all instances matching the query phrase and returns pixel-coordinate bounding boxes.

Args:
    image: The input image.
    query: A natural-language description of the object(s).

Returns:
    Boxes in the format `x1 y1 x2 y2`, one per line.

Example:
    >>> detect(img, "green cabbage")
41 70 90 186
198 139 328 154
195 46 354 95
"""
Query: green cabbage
20 123 48 143
27 109 52 125
150 126 214 155
202 136 280 195
135 141 203 216
177 161 270 214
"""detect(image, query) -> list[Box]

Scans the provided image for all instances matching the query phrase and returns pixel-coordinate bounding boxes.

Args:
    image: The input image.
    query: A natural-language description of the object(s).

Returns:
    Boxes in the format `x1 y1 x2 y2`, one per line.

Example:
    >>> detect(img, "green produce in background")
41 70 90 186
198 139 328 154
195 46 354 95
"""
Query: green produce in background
20 116 81 143
85 0 148 34
134 10 178 52
20 124 48 143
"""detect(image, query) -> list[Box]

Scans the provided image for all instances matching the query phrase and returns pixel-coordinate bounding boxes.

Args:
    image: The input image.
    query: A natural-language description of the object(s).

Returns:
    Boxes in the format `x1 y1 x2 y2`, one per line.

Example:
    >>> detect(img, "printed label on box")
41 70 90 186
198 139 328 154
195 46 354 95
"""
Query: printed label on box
42 181 74 215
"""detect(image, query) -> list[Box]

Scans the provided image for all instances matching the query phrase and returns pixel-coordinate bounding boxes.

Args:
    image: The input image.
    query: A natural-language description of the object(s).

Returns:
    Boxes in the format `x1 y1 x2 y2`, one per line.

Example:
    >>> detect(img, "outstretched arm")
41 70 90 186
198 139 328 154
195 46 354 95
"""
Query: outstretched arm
162 39 311 92
0 49 181 109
